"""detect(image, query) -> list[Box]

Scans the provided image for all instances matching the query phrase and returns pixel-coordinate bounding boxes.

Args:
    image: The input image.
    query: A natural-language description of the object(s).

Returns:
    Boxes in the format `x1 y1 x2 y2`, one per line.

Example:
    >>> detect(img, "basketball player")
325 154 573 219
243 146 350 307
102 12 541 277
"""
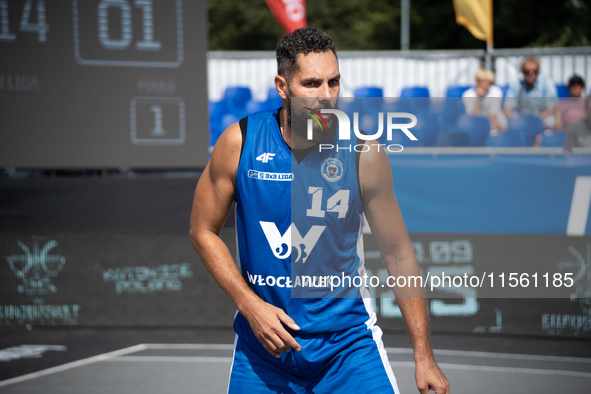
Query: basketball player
190 27 449 394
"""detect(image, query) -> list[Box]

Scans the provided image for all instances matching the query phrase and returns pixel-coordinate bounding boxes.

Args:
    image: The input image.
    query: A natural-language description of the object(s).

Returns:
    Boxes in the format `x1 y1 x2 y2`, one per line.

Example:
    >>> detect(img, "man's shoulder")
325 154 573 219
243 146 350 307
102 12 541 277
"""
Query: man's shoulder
537 74 555 85
356 141 392 200
247 108 281 123
237 108 281 143
461 87 477 98
486 85 503 98
505 80 521 97
536 74 557 93
213 121 242 159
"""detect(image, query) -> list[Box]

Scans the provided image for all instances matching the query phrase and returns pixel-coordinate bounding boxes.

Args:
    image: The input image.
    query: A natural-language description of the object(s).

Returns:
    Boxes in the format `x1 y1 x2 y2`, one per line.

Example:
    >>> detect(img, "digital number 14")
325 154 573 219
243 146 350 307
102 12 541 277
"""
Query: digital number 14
0 0 48 43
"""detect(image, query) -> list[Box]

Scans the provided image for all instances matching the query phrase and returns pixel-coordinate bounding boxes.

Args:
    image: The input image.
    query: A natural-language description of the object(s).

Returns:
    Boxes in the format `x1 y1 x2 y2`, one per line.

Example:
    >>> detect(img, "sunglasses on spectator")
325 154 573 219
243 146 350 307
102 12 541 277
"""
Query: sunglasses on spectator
522 68 539 75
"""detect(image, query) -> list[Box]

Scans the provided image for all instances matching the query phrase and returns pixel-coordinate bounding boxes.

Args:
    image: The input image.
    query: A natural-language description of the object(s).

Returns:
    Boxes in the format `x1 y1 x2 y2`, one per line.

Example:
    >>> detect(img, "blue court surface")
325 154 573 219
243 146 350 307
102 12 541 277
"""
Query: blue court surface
0 328 590 393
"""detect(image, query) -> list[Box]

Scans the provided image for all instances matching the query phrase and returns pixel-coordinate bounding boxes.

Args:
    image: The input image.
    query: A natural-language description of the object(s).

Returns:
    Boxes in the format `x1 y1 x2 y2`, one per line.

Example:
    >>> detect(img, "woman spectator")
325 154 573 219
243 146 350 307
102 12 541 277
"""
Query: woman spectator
462 68 507 131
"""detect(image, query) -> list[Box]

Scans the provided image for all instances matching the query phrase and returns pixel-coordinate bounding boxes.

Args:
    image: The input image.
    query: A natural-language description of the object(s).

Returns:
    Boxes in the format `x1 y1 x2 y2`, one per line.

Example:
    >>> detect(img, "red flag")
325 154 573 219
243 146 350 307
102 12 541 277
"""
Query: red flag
265 0 307 33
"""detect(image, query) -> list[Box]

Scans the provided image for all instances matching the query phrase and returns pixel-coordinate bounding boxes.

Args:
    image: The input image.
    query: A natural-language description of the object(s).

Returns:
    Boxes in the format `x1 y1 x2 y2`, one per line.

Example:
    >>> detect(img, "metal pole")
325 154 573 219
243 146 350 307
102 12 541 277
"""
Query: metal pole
486 43 493 71
485 0 494 71
401 0 410 51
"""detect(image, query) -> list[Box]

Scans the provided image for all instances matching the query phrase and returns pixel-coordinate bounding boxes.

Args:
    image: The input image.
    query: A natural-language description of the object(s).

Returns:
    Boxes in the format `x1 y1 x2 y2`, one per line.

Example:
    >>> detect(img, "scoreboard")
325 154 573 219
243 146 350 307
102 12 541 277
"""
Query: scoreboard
0 0 209 168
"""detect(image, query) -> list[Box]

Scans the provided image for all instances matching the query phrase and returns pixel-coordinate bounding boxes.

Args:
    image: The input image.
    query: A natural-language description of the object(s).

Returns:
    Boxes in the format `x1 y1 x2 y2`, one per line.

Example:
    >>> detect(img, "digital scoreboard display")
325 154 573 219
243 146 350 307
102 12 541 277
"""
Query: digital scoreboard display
1 230 589 338
0 0 209 168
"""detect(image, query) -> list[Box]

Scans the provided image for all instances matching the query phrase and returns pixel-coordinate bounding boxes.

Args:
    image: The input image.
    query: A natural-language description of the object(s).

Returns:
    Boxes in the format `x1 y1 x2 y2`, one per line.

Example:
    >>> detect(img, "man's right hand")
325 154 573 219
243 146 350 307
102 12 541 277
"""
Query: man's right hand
241 298 301 358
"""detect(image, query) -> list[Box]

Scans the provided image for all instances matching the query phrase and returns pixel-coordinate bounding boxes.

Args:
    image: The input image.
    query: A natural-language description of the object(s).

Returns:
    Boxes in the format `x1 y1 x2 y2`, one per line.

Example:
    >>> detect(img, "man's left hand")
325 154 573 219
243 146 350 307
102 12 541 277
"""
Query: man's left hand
415 357 449 394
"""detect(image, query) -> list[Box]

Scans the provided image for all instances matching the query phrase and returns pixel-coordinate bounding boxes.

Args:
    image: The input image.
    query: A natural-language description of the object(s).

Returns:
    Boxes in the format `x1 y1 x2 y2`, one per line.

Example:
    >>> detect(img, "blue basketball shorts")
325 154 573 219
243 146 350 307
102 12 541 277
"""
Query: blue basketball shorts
227 322 400 394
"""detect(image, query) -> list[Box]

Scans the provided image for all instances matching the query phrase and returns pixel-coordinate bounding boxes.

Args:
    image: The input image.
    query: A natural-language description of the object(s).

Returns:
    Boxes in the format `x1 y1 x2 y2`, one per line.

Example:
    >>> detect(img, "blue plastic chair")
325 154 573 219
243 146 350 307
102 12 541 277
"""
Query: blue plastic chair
209 122 223 148
412 113 440 146
389 129 423 147
266 87 282 109
210 113 240 146
394 99 412 113
209 99 227 116
224 86 252 111
431 99 464 133
209 99 227 139
455 114 491 146
540 131 566 147
399 87 430 114
354 86 384 98
337 98 358 116
506 115 544 146
379 113 420 144
435 131 471 147
357 113 384 140
210 113 239 147
446 85 472 98
485 131 525 147
382 99 402 113
556 84 571 98
498 84 509 108
245 99 269 115
400 86 430 97
221 113 240 129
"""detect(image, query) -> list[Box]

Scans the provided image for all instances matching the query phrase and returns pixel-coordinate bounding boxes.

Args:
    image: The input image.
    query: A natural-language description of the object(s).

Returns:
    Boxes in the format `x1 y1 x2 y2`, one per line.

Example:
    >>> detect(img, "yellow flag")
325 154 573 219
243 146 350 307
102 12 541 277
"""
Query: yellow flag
453 0 493 45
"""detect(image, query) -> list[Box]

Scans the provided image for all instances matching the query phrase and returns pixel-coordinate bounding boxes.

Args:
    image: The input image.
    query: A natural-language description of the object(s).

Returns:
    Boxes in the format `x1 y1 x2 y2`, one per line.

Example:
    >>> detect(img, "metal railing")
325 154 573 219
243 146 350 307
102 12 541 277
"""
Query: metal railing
208 47 591 100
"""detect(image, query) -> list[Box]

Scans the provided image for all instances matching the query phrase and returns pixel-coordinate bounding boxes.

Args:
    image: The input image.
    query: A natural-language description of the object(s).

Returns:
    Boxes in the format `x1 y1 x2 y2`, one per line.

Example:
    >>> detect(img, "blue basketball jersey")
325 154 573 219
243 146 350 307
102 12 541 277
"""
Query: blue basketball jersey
233 108 377 341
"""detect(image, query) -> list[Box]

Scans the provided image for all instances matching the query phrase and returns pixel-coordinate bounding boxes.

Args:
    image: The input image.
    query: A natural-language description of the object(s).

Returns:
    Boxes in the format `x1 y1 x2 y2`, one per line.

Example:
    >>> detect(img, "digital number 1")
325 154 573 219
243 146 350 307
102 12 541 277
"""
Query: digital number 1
150 105 166 136
0 0 15 42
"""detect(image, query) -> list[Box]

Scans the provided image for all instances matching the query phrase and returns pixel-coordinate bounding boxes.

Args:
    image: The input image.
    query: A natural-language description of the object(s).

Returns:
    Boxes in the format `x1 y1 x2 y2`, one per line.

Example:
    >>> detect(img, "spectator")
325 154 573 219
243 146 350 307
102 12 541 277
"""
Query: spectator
462 68 507 131
564 97 591 153
556 75 587 129
504 56 558 128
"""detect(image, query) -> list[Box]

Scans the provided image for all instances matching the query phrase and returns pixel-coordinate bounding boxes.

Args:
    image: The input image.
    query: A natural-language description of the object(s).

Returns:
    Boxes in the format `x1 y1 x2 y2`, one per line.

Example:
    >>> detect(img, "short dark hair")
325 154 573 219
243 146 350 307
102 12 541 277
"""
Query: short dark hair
568 75 586 88
276 27 337 84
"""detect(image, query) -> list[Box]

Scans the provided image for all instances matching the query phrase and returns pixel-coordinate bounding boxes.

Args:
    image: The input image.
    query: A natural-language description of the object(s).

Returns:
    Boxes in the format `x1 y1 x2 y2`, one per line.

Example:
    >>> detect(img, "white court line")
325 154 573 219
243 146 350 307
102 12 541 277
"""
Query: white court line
0 344 147 388
104 356 591 379
567 176 591 236
2 343 590 388
389 361 591 379
143 344 234 350
108 356 233 363
385 347 591 364
144 344 591 363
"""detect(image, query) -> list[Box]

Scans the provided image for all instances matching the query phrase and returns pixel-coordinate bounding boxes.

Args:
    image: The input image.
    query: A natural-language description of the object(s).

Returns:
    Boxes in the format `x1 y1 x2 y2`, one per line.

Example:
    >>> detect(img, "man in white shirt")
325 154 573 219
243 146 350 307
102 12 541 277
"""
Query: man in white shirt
462 68 507 131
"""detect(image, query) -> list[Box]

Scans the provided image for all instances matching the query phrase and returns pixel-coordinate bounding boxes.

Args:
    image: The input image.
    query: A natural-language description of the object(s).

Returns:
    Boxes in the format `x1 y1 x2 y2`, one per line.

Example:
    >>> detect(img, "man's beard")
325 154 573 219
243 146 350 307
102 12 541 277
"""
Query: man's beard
286 89 339 148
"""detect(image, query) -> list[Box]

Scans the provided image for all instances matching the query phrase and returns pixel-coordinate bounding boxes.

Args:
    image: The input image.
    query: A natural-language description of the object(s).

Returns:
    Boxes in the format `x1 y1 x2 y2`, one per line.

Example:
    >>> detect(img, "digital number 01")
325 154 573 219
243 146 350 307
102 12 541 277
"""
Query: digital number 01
97 0 161 51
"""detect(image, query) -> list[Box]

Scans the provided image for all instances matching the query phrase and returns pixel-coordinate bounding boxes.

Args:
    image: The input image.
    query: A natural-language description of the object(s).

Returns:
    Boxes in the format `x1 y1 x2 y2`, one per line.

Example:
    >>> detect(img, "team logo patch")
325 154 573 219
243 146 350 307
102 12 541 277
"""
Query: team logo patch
248 170 293 181
321 158 343 182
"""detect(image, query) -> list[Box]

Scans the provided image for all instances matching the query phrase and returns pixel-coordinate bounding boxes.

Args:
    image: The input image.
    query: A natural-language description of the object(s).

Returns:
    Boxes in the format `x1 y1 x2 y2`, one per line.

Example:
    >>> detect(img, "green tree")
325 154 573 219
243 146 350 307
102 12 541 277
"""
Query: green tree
208 0 591 50
495 0 590 47
208 0 283 50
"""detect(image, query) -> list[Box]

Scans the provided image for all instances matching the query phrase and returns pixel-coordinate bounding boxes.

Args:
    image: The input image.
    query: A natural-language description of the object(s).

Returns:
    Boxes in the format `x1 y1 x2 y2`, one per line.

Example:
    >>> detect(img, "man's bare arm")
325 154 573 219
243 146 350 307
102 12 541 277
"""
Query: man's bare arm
359 144 449 394
189 123 300 357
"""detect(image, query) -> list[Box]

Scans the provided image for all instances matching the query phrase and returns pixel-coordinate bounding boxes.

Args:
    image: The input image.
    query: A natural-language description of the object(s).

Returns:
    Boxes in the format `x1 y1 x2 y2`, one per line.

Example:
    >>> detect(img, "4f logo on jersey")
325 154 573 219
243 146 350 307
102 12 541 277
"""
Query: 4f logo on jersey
260 222 325 263
256 152 275 163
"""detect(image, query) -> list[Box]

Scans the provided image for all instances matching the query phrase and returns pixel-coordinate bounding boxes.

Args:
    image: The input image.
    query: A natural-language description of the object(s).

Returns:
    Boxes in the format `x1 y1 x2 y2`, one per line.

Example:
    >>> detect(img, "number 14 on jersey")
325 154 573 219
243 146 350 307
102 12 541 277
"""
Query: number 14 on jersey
306 187 350 219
